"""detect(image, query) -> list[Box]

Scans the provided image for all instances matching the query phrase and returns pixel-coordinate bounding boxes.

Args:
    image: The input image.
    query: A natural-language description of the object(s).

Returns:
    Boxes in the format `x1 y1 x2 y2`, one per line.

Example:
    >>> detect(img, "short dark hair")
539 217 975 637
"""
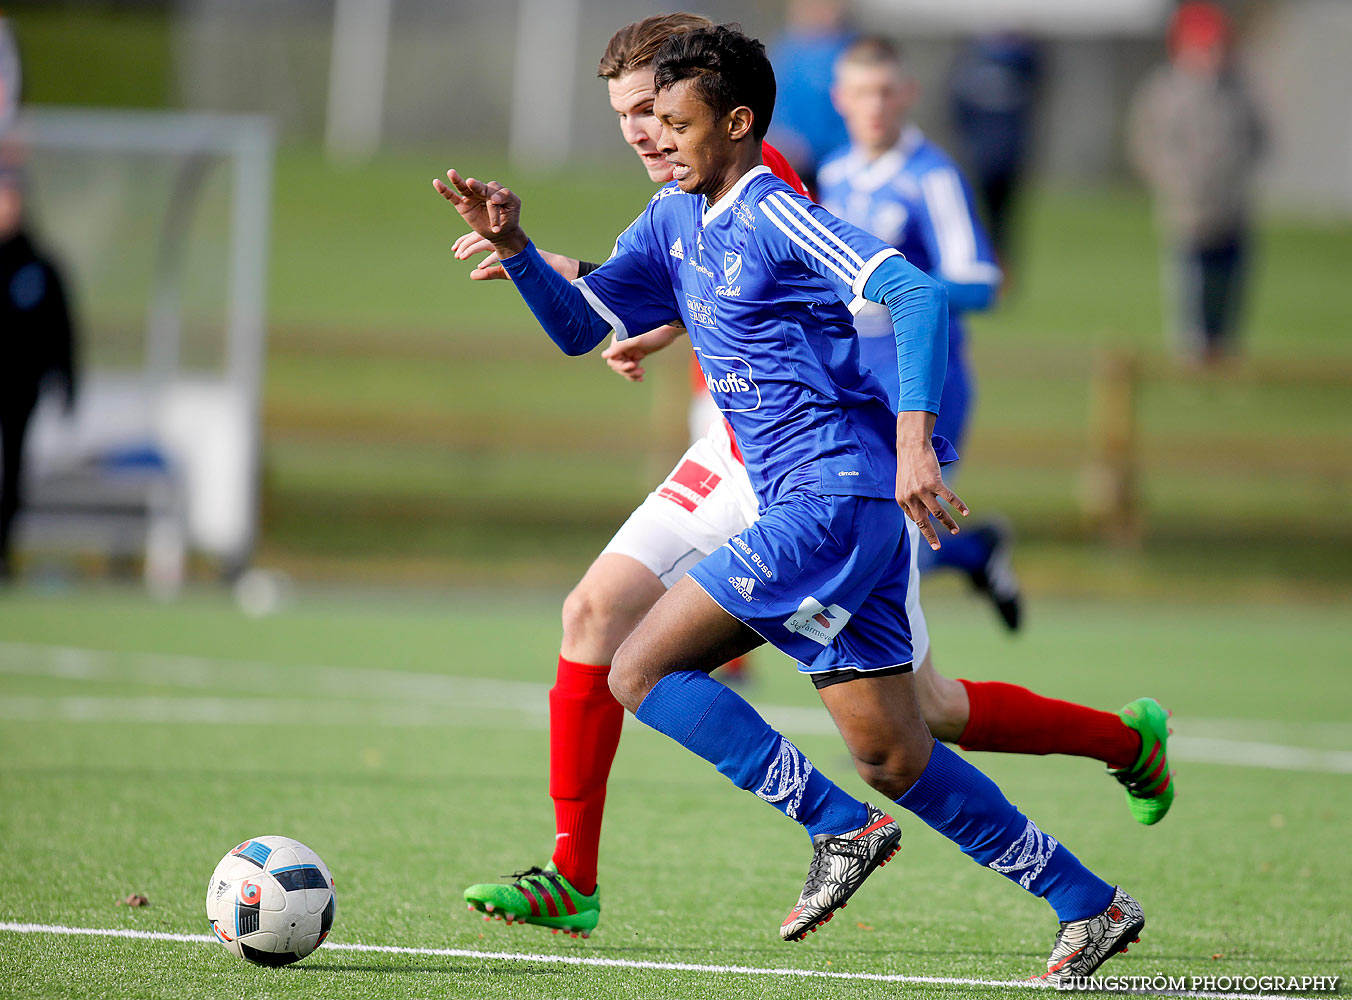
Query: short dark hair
652 24 775 141
597 13 715 80
837 36 906 74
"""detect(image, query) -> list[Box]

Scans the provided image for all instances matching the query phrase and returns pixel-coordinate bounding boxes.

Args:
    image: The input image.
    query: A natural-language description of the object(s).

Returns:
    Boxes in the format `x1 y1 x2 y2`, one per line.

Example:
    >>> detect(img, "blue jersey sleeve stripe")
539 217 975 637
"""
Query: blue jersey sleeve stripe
761 194 862 281
920 168 983 276
760 198 857 287
771 192 867 268
941 260 1003 284
571 277 629 340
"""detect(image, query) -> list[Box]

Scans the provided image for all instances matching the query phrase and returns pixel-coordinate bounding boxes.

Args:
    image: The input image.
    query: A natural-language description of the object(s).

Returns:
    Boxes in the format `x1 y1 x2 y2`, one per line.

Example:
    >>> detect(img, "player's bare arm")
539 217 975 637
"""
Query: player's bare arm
451 231 582 281
896 410 968 550
452 233 689 385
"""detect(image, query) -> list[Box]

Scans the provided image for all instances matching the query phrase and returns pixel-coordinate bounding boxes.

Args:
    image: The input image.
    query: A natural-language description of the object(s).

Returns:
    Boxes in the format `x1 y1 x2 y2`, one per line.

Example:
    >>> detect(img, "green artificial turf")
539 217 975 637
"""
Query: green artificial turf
1 587 1349 998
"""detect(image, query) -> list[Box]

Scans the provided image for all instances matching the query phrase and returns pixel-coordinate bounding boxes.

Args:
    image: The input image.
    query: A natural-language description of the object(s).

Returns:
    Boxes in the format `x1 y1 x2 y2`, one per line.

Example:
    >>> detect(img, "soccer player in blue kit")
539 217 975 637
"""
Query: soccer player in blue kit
819 35 1021 629
434 24 1144 984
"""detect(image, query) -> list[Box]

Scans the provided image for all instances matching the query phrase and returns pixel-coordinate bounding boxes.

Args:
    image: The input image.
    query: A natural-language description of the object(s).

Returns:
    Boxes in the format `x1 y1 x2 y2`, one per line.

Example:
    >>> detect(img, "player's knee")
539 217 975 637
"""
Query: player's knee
605 646 648 712
561 582 617 652
562 572 655 662
851 738 933 799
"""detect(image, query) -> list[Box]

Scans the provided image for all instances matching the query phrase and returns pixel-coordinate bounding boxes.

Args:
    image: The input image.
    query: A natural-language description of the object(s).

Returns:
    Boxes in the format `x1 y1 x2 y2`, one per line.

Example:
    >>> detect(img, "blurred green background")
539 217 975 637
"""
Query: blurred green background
9 4 1351 599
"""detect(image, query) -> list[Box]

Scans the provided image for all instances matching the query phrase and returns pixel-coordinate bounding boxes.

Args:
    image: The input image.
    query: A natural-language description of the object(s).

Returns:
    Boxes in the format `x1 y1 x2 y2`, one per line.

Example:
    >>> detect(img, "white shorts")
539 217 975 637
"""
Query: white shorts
602 419 760 587
602 417 930 667
903 517 931 666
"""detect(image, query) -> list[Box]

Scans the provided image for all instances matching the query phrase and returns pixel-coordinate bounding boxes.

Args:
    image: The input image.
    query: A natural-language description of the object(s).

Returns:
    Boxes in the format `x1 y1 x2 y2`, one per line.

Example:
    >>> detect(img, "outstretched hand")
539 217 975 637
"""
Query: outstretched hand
600 324 684 383
432 169 528 258
451 232 508 280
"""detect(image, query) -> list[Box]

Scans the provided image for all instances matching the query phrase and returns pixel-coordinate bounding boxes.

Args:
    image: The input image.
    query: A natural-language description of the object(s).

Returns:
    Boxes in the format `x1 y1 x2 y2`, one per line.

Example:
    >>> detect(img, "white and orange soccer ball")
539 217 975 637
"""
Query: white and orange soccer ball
205 836 337 966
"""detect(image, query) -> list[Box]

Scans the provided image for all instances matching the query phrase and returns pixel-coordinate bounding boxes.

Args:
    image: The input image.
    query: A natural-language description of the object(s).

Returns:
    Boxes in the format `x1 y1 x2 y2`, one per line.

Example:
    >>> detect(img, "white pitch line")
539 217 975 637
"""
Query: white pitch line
1164 737 1352 775
2 641 1350 774
0 641 549 713
0 695 547 730
0 921 1311 1000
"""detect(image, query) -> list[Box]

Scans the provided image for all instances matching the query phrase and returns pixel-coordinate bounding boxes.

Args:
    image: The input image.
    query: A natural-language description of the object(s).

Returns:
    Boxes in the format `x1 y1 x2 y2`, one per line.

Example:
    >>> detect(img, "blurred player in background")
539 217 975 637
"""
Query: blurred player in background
451 13 1173 946
947 31 1042 277
1128 2 1264 368
0 166 78 581
764 0 854 188
438 24 1148 981
821 37 1021 631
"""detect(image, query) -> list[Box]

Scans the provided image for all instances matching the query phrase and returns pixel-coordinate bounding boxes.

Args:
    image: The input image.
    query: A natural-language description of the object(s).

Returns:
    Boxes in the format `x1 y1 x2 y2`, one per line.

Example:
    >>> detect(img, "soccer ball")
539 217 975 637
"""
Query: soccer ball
205 836 337 966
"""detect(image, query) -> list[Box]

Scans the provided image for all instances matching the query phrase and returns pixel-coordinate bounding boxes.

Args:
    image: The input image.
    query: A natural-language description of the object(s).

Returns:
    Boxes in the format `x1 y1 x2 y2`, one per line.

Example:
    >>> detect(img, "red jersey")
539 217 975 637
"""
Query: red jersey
763 141 810 198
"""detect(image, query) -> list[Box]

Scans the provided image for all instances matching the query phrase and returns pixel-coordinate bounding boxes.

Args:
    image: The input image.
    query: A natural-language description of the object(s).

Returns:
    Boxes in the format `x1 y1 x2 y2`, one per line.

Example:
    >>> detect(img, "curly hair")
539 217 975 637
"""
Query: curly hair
652 24 776 141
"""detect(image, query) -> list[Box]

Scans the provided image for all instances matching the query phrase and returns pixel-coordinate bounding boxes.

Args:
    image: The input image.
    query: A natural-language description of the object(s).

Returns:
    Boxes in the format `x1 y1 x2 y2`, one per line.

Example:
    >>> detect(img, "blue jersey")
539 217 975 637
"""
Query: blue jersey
573 165 952 508
818 127 999 443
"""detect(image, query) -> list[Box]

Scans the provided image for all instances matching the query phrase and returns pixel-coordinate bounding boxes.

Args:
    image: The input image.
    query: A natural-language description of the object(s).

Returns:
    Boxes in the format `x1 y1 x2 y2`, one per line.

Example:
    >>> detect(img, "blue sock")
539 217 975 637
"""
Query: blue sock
897 742 1115 922
635 670 869 839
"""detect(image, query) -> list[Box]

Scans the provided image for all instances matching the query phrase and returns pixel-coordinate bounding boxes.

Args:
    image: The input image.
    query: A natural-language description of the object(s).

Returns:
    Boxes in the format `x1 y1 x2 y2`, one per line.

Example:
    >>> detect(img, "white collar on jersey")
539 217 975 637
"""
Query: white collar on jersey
842 125 925 194
702 164 773 225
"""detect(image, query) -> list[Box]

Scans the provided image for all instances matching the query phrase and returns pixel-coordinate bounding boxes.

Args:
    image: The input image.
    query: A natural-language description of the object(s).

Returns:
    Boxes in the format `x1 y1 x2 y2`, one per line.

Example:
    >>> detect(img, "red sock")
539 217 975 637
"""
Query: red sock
549 656 625 895
957 680 1140 769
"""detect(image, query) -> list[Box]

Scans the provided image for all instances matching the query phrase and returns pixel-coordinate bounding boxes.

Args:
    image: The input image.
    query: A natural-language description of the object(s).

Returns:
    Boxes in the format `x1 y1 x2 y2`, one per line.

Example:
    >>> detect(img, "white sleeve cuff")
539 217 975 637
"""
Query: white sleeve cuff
850 247 903 298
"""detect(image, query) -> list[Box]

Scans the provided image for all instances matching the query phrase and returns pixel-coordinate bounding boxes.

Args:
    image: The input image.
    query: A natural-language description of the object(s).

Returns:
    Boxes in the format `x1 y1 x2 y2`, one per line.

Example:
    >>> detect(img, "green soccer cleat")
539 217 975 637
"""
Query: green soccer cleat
463 861 600 938
1110 697 1175 825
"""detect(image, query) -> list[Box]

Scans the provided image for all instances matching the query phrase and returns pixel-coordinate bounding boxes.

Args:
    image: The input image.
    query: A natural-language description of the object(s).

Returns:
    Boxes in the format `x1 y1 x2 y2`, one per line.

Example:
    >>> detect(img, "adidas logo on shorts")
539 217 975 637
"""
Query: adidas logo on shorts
729 576 756 602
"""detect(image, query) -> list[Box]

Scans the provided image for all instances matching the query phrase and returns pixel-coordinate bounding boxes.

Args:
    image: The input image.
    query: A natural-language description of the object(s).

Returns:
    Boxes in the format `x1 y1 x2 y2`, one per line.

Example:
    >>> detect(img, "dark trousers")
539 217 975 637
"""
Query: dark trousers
976 169 1019 267
0 400 36 573
1175 234 1248 361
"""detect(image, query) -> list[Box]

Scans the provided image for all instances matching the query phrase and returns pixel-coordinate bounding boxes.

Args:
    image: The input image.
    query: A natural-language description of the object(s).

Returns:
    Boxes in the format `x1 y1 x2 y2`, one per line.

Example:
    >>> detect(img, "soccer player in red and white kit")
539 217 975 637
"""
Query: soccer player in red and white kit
454 13 1173 939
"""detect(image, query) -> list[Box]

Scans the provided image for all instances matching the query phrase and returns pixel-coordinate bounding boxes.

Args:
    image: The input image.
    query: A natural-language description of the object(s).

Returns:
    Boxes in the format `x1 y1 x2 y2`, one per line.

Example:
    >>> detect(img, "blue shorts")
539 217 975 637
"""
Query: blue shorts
687 491 915 676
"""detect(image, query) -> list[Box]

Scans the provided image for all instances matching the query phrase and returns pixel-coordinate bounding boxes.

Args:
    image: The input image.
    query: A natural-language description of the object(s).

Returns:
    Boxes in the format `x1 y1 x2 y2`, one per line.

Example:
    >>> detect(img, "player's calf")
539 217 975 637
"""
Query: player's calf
911 654 971 743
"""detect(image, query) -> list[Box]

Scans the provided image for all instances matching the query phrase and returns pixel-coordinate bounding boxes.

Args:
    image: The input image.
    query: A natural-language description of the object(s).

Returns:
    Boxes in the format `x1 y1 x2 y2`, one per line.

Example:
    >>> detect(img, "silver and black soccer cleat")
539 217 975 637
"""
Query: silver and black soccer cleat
1033 886 1145 986
780 804 901 941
